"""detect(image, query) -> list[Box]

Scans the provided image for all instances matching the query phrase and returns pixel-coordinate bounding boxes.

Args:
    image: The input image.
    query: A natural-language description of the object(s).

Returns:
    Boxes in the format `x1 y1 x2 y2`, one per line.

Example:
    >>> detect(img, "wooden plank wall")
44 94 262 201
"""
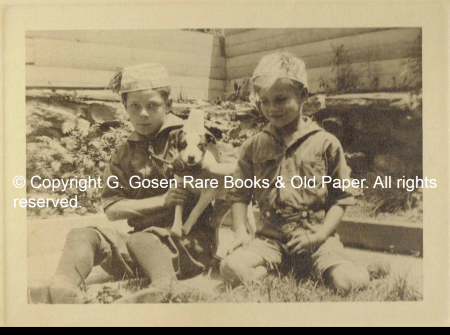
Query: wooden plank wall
25 30 226 100
224 28 422 94
26 29 422 100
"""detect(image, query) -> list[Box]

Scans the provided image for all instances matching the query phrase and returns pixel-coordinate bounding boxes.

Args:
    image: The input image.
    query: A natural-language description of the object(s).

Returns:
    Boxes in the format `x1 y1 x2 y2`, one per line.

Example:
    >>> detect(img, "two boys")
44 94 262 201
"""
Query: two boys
48 53 388 303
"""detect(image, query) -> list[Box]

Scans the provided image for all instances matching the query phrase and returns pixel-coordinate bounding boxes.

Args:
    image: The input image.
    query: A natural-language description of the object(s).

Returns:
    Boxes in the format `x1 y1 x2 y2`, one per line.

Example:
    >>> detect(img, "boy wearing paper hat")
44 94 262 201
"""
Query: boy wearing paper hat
47 64 216 304
221 52 390 295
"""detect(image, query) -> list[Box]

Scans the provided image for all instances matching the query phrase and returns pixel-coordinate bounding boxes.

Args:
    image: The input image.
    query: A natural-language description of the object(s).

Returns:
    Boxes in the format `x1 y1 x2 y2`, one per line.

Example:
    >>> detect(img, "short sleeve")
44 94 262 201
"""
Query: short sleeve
226 139 254 205
325 138 355 208
101 143 132 211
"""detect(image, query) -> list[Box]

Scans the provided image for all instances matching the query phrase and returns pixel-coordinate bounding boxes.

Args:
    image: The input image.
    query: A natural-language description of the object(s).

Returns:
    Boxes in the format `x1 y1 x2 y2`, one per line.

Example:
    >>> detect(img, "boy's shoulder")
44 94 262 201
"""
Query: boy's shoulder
308 128 343 149
240 128 277 156
241 122 342 153
239 128 345 166
109 139 133 162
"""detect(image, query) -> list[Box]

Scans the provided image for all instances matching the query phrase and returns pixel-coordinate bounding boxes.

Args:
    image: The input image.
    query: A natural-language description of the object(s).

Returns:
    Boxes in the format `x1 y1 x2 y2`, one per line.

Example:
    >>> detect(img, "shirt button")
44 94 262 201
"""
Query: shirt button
266 212 271 218
301 211 308 218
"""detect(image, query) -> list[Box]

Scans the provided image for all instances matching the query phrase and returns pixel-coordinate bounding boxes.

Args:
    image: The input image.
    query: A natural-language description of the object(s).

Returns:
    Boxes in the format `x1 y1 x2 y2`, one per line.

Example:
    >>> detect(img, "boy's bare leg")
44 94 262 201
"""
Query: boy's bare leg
220 248 267 286
326 263 370 295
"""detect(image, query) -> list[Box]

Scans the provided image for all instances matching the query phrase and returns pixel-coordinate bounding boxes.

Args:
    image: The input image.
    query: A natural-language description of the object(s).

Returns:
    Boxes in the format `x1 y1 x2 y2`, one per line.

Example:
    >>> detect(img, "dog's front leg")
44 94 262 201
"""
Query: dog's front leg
171 175 185 237
171 204 184 237
182 188 217 236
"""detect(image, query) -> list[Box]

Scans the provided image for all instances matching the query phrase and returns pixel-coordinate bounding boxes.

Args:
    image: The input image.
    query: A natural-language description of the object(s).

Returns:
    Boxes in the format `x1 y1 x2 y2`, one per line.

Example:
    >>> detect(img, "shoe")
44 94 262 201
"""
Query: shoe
112 286 166 304
29 284 51 304
367 259 391 280
49 276 85 304
113 278 194 304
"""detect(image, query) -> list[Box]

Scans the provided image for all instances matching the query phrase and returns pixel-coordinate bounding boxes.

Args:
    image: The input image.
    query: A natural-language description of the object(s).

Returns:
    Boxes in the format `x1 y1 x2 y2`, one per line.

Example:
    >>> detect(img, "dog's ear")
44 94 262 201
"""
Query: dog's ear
205 132 217 145
169 129 183 151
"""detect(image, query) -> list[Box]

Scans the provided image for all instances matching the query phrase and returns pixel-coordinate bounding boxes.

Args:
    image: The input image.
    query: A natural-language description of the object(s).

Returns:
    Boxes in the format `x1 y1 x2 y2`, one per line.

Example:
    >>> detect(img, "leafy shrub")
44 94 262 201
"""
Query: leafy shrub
26 98 133 219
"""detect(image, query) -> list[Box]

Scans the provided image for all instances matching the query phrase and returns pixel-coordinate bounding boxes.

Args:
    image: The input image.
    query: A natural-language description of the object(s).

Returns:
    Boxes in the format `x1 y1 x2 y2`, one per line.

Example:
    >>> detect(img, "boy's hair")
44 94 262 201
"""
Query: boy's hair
108 67 171 106
253 76 307 98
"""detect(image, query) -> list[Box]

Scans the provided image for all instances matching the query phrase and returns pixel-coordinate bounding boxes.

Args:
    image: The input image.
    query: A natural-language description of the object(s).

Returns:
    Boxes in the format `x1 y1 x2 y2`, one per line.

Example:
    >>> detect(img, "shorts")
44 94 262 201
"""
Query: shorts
90 223 217 280
245 234 355 278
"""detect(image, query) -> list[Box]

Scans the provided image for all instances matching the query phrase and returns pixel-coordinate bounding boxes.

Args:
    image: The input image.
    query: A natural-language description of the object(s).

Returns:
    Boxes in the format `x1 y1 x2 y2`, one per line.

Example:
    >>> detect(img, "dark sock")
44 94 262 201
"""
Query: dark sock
54 228 101 287
126 232 176 284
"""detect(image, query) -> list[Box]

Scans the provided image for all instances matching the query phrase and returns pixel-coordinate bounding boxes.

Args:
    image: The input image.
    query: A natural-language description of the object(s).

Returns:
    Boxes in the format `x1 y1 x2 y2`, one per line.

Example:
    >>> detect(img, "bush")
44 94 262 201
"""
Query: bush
26 98 133 219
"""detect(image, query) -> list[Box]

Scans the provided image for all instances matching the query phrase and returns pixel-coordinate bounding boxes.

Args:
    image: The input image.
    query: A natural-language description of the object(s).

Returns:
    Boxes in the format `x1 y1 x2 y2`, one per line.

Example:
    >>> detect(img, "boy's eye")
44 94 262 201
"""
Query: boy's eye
147 102 161 109
275 98 287 104
128 103 141 110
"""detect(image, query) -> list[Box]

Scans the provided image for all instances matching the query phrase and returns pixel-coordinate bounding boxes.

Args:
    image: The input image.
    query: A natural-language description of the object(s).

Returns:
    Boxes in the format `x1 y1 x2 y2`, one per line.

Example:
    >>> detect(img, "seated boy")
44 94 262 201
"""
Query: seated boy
48 64 216 304
220 53 389 295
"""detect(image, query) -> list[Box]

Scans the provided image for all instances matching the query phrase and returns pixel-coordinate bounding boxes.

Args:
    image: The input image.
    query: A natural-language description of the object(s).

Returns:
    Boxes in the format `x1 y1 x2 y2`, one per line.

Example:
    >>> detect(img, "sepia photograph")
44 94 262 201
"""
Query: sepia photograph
1 0 448 327
26 27 424 304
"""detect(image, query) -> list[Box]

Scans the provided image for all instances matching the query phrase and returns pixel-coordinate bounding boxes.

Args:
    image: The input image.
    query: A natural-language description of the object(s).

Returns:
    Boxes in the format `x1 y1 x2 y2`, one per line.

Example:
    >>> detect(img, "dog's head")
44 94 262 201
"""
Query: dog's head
171 130 216 167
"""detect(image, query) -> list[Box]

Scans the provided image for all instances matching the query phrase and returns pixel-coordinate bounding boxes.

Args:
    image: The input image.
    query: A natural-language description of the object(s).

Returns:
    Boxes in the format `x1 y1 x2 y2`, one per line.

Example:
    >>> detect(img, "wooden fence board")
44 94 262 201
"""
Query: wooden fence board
226 28 385 57
28 38 225 72
25 30 222 56
27 38 225 79
227 40 414 79
226 28 309 46
226 58 413 94
26 66 226 92
226 28 421 69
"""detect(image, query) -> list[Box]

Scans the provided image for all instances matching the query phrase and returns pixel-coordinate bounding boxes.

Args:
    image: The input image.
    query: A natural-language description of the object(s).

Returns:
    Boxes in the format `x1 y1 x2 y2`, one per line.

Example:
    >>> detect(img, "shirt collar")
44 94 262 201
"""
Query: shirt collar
263 116 323 148
127 113 184 142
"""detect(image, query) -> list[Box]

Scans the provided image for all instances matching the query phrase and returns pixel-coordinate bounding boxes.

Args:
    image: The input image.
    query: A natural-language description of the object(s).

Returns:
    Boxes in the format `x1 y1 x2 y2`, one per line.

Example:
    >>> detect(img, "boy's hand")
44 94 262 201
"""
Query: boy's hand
226 228 251 256
163 188 188 208
287 231 325 256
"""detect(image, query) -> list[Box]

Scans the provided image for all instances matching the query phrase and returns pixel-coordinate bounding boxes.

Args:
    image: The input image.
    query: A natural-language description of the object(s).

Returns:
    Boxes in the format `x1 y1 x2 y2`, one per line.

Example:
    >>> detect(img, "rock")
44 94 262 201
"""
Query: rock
374 155 421 177
303 95 327 116
89 102 127 124
27 89 121 102
196 100 211 106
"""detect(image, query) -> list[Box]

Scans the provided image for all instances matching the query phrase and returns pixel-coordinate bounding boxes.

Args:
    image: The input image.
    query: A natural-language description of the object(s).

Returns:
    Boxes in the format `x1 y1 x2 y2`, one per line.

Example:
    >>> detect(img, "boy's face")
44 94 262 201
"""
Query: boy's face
258 80 306 129
126 89 168 137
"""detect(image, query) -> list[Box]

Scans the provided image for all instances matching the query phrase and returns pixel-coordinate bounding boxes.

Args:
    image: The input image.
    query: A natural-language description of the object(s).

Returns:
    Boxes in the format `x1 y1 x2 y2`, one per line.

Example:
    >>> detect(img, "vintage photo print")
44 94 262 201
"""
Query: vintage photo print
2 0 449 327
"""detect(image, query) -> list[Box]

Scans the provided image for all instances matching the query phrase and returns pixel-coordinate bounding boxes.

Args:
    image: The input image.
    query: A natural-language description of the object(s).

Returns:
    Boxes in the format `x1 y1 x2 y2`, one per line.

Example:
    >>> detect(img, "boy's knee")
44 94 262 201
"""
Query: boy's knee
220 257 244 286
327 263 370 295
126 232 159 254
66 228 100 247
220 255 261 286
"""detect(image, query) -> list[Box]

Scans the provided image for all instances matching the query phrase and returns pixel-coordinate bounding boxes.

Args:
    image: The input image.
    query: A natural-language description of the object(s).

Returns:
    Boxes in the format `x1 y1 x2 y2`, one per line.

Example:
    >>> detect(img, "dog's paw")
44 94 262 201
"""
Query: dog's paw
181 225 192 237
171 227 183 238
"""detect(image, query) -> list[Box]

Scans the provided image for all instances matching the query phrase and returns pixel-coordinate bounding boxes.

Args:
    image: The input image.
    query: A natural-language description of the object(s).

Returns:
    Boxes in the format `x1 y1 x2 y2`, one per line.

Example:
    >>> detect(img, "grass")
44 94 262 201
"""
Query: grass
80 269 423 304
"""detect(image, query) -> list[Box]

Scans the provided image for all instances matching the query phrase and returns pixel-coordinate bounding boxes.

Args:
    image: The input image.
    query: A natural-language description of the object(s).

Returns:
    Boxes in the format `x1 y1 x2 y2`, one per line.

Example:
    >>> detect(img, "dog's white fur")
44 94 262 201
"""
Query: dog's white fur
170 130 256 239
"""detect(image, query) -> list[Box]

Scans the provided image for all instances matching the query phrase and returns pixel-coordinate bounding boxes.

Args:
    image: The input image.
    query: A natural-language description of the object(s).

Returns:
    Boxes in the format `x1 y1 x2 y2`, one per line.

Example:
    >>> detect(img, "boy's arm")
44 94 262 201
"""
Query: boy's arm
226 140 254 254
101 143 187 224
104 188 187 222
288 136 354 255
227 202 252 254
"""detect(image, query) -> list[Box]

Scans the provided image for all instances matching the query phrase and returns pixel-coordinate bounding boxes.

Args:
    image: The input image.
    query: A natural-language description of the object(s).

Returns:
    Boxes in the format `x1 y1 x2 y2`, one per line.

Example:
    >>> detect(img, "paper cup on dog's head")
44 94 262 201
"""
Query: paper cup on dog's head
185 109 205 134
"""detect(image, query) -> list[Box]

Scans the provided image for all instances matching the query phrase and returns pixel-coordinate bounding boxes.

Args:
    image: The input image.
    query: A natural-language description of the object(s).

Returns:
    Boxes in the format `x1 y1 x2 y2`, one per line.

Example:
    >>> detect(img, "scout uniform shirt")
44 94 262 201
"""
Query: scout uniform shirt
228 117 355 242
101 113 207 231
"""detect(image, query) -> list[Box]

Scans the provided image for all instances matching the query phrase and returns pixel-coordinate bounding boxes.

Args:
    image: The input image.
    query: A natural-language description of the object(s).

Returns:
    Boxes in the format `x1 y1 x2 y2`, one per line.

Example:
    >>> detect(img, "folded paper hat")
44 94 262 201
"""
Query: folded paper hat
119 63 170 94
184 109 205 135
252 52 308 90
